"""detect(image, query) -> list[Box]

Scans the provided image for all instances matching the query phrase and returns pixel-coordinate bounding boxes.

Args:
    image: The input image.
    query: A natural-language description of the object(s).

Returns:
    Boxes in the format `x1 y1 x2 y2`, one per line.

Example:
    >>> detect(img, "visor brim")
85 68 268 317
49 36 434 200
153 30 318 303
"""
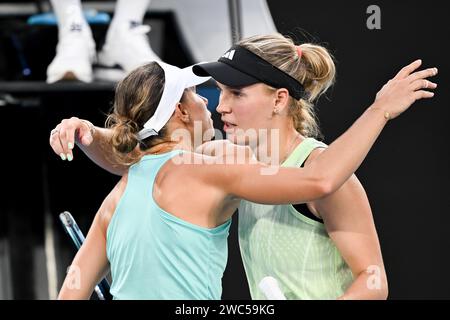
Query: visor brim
193 61 260 88
181 65 211 87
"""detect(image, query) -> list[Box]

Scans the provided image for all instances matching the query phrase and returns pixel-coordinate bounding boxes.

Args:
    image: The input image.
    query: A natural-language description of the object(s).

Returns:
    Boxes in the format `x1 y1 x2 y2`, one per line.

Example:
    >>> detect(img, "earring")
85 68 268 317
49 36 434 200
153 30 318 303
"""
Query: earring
273 108 279 114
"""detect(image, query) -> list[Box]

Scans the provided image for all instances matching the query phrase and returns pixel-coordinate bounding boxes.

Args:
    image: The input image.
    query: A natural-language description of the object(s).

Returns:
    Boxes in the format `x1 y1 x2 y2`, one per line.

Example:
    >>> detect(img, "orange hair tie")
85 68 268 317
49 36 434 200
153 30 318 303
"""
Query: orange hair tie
296 46 303 60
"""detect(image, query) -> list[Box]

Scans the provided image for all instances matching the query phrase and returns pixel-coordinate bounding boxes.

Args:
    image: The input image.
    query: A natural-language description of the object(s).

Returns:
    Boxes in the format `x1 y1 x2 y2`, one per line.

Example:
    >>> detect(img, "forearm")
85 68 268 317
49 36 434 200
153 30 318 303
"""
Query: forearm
57 264 95 300
309 104 388 194
76 126 127 176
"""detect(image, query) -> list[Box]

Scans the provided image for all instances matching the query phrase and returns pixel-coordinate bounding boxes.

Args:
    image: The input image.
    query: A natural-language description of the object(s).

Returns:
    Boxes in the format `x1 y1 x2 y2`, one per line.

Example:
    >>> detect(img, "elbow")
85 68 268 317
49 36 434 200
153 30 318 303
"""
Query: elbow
368 270 389 300
379 278 389 300
307 164 336 198
374 269 389 300
372 281 389 300
316 176 334 199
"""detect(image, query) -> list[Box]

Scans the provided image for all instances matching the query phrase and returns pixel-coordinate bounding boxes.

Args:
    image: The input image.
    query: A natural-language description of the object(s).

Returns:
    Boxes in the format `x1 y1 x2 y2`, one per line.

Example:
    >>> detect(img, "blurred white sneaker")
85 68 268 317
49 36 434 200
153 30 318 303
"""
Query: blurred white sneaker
46 21 96 83
95 22 161 81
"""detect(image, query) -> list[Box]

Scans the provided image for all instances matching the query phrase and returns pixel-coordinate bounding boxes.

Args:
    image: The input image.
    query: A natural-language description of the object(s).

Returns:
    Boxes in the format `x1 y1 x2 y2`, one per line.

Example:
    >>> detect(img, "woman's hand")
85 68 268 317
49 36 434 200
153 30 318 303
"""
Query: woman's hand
49 117 95 161
373 59 438 119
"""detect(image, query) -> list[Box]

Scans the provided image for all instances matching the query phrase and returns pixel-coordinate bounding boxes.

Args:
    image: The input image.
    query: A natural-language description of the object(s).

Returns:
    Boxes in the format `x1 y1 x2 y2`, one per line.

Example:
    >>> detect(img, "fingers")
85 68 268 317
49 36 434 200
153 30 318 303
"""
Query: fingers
393 59 422 80
49 125 67 160
414 90 435 100
407 67 438 83
58 122 75 161
49 117 86 162
78 120 94 146
411 78 438 91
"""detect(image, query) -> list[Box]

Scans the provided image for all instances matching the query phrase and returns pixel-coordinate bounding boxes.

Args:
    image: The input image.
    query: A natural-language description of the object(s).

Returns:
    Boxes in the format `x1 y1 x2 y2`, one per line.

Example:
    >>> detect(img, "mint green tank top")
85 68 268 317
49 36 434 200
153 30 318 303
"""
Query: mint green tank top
106 150 231 300
238 138 354 300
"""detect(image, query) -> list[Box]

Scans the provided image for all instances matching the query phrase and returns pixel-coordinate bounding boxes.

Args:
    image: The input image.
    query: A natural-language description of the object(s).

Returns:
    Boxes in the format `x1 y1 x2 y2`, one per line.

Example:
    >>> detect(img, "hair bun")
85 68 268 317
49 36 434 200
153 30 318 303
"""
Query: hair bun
111 117 139 154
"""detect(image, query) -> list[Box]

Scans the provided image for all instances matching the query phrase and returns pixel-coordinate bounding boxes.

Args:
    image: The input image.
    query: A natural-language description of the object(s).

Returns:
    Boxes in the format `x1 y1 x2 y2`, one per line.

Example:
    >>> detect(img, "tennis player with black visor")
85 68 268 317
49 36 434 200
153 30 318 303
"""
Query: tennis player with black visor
193 35 438 300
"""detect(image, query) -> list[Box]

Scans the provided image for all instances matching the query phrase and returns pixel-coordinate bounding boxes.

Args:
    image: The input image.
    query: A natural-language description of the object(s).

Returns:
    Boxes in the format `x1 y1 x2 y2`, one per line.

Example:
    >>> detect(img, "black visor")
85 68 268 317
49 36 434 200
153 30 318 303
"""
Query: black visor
193 45 305 100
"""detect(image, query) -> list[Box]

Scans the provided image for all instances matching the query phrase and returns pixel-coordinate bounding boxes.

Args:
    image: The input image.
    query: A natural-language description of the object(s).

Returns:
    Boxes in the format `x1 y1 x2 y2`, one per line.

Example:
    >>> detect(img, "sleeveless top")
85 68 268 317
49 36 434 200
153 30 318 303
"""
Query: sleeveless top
107 150 232 299
238 138 354 299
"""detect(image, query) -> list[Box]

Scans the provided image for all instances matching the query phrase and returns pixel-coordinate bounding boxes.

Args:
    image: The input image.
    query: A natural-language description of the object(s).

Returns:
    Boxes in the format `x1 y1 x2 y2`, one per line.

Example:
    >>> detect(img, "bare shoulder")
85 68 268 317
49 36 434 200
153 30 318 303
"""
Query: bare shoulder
304 146 326 166
97 172 129 234
305 146 361 186
306 144 365 214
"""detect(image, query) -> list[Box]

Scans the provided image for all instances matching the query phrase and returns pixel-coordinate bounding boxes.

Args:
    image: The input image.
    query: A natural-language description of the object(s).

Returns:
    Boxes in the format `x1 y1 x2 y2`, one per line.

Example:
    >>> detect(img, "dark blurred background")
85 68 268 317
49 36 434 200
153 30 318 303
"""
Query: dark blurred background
0 0 448 299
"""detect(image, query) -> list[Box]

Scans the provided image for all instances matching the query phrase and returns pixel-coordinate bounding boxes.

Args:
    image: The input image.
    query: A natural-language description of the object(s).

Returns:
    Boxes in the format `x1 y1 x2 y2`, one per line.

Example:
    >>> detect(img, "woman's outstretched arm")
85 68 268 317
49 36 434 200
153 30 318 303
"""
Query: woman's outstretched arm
298 60 437 194
205 60 438 205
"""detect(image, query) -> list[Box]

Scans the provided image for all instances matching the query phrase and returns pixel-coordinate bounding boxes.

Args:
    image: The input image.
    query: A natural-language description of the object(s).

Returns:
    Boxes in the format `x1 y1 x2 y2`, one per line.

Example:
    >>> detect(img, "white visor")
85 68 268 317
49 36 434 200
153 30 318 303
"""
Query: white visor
137 62 211 140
